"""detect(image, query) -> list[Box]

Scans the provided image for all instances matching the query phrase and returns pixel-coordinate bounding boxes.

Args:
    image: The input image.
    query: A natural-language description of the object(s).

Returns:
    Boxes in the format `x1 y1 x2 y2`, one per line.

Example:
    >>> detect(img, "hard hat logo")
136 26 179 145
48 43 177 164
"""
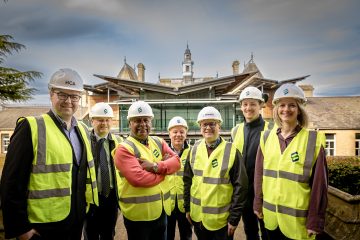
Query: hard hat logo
65 80 76 86
138 107 142 113
176 119 181 123
104 109 108 114
283 89 289 95
245 91 250 96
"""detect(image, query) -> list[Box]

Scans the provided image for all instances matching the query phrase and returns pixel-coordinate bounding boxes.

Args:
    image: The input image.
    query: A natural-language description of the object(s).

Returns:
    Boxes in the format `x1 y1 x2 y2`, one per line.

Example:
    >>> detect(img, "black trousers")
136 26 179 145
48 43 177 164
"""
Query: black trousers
123 209 167 240
83 189 119 240
31 214 84 240
193 221 233 240
266 227 292 240
167 200 192 240
242 192 268 240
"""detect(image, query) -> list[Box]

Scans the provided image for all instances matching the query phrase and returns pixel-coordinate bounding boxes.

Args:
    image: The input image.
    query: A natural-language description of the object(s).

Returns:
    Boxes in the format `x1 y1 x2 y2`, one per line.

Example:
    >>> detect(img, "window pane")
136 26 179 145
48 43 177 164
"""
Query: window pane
325 134 334 140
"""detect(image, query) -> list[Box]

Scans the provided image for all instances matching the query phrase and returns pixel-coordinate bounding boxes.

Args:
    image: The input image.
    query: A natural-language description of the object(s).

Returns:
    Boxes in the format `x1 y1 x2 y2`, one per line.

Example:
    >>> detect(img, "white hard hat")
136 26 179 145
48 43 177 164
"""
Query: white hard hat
48 68 84 92
127 101 154 120
90 102 114 118
273 83 307 105
239 86 264 102
197 106 223 124
168 116 188 131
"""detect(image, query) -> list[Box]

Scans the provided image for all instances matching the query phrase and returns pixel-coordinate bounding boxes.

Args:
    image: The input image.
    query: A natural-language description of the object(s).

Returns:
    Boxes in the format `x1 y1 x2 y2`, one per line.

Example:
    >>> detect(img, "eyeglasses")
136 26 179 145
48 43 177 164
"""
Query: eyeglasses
54 91 81 102
201 122 218 129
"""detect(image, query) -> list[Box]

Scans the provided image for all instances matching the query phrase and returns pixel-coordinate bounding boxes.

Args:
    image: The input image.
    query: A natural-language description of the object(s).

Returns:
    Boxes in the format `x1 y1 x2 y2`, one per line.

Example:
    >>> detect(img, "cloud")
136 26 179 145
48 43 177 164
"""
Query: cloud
1 0 359 103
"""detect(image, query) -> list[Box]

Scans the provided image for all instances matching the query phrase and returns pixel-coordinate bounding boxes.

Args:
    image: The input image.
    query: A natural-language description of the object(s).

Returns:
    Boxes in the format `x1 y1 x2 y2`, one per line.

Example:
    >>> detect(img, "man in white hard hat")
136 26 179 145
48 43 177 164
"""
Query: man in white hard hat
183 106 248 240
231 86 272 240
166 116 193 240
1 68 98 240
113 100 181 240
83 102 123 240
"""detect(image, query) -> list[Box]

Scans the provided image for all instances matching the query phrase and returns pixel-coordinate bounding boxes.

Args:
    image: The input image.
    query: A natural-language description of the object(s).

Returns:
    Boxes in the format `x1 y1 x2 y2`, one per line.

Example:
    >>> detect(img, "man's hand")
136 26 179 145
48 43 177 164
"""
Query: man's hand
307 229 318 237
185 212 193 225
18 229 40 240
227 223 237 236
138 159 157 173
254 210 263 219
162 153 171 161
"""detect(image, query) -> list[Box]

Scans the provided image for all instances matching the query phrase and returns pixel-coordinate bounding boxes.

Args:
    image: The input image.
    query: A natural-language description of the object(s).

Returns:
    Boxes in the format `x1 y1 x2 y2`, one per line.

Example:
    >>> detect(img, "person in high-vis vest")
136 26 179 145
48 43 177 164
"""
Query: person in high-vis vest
83 102 123 240
166 116 193 240
113 100 181 240
183 106 248 240
253 83 328 240
231 86 272 240
0 68 98 240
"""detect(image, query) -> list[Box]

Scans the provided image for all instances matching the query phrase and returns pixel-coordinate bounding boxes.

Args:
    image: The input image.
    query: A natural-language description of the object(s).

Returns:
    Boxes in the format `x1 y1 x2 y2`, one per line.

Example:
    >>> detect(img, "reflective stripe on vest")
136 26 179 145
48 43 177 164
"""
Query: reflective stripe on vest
189 138 235 231
26 114 98 223
119 136 172 221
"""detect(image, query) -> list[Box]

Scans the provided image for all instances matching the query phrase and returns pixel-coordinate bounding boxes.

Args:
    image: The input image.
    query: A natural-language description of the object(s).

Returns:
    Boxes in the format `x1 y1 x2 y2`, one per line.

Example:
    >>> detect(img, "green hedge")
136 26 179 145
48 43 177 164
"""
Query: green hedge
327 156 360 195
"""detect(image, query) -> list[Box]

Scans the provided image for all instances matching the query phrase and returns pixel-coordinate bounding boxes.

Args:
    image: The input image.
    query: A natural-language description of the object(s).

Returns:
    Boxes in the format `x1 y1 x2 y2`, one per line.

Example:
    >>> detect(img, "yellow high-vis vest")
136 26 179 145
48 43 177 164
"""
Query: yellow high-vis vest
260 128 325 240
119 136 172 221
169 145 191 213
231 120 271 153
110 134 123 205
189 138 236 231
26 114 98 223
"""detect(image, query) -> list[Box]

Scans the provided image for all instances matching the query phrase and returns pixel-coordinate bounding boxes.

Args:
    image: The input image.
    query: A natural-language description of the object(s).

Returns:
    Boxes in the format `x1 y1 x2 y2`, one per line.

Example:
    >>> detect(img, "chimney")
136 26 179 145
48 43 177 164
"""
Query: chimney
137 63 145 82
299 84 314 97
232 60 240 75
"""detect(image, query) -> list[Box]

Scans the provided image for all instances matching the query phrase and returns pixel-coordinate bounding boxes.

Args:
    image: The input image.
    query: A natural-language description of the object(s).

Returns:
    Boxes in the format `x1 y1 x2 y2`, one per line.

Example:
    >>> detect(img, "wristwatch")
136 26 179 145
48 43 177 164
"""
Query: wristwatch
152 163 158 173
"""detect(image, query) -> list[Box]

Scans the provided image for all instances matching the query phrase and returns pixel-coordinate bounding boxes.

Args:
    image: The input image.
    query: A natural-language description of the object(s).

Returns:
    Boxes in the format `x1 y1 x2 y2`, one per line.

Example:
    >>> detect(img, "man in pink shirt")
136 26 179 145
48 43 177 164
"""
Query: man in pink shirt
114 100 180 240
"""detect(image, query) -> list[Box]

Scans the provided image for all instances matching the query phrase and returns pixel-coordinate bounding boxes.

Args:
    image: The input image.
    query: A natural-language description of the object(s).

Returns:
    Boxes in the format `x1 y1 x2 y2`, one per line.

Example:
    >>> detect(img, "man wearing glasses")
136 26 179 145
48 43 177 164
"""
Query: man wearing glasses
1 68 98 240
183 106 248 240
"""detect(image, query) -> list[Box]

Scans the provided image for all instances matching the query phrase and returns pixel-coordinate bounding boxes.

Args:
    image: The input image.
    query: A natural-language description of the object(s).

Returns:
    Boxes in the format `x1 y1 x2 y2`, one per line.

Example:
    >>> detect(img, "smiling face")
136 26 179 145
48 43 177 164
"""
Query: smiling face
169 126 187 150
50 88 81 122
91 117 112 137
277 98 299 126
129 116 152 140
199 120 220 144
241 99 262 123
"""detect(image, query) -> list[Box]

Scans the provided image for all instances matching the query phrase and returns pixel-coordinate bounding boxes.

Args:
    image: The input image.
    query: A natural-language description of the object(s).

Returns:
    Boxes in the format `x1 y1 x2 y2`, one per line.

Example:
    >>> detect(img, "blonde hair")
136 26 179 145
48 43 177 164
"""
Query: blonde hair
273 100 309 128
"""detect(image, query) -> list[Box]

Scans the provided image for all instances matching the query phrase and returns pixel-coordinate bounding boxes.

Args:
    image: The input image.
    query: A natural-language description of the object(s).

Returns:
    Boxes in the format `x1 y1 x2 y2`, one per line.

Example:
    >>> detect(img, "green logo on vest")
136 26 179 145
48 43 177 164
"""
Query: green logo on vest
291 152 299 162
211 159 218 168
182 159 186 166
153 149 160 158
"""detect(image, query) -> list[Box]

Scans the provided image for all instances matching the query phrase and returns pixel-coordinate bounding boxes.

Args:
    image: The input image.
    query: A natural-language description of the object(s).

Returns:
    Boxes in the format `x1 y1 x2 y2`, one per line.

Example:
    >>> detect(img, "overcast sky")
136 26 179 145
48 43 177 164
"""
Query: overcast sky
1 0 359 104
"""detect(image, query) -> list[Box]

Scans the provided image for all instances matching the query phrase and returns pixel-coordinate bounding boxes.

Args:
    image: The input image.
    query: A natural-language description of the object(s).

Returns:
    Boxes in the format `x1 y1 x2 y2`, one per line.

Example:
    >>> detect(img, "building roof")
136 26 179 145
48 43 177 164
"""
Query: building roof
306 96 360 130
0 105 88 130
117 58 137 80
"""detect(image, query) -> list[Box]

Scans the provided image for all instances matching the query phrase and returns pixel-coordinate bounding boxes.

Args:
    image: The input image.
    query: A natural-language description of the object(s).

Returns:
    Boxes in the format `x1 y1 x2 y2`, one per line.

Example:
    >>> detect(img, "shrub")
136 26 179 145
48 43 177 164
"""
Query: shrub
327 156 360 195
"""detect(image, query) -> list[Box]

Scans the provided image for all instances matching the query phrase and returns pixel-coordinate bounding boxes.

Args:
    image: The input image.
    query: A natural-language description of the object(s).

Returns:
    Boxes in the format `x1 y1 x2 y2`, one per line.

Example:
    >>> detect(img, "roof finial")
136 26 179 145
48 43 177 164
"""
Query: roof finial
124 56 127 64
250 52 254 62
